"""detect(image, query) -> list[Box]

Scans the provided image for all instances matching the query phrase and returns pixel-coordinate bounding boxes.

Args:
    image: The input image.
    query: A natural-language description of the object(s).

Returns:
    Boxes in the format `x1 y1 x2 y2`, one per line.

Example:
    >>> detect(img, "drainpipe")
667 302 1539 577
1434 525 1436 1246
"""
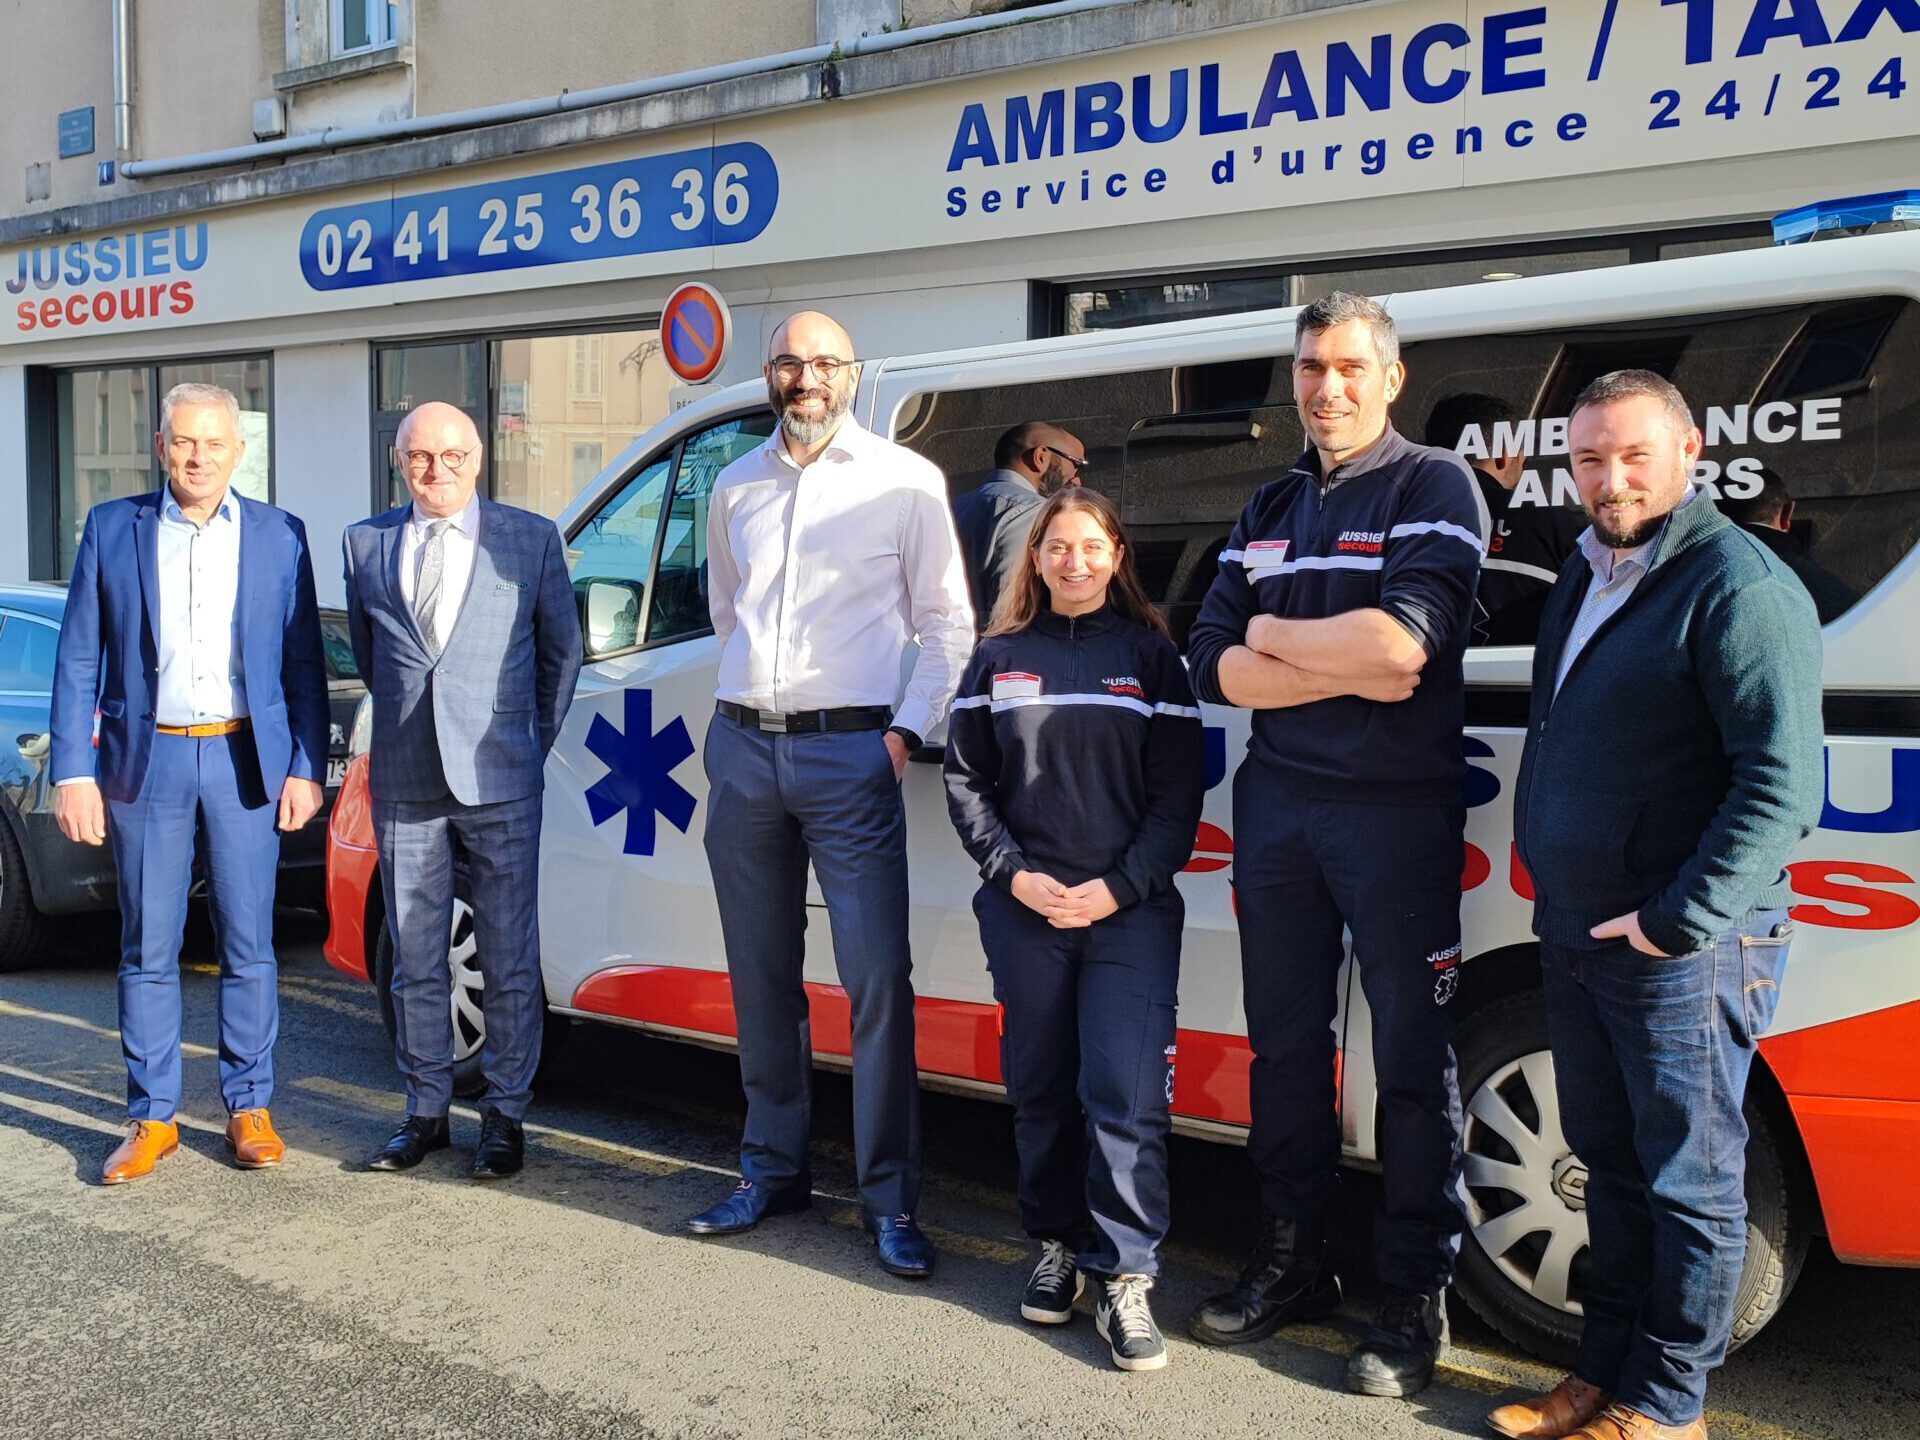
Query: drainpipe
121 0 1138 179
111 0 133 157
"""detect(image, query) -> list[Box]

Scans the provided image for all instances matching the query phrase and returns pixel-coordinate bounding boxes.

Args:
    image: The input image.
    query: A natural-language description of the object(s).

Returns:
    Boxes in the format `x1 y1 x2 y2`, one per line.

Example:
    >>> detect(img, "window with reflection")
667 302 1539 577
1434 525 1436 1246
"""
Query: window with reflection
907 292 1920 657
53 356 271 580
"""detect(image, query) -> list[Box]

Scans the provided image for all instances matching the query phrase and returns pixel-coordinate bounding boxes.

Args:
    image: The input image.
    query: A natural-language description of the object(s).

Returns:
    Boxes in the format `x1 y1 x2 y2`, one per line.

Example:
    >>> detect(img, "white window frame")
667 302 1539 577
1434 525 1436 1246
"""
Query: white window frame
332 0 396 57
571 337 603 400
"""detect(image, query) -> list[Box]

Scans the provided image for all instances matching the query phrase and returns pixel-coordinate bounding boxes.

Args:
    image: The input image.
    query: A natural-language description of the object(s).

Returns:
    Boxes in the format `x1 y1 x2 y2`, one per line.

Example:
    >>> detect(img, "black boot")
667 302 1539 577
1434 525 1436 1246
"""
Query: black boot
1345 1288 1448 1397
1188 1214 1341 1346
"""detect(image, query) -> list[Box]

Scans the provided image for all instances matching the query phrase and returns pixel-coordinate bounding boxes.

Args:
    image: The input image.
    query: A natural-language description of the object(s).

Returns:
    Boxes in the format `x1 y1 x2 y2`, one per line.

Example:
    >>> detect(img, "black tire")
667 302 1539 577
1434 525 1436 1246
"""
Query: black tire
368 877 570 1101
0 809 52 972
1451 990 1808 1364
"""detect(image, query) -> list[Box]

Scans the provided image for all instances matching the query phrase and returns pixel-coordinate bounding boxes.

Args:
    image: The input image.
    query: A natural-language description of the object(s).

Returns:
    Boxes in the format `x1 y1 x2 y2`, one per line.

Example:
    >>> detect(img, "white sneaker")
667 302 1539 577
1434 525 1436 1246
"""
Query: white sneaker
1020 1238 1084 1324
1095 1274 1167 1371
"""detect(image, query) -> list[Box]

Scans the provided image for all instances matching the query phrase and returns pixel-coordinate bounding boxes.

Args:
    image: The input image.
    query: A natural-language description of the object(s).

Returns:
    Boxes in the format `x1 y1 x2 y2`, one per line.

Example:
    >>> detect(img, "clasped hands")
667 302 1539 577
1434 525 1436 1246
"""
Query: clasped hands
1010 870 1121 928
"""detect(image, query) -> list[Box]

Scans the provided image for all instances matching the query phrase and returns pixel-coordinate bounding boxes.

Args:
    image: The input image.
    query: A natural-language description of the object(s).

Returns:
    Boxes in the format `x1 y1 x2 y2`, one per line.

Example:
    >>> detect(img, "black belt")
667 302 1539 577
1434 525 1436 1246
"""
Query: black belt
717 700 893 735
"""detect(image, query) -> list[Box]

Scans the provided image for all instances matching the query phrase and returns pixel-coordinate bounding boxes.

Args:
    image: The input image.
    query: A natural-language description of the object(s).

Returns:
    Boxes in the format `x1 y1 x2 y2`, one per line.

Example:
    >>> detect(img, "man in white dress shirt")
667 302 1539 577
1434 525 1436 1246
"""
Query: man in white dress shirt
685 312 973 1278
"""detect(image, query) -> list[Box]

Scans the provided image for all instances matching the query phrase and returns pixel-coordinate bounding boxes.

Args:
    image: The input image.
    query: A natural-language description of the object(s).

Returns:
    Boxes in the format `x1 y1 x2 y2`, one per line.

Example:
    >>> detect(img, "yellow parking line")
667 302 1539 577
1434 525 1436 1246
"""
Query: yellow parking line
0 1086 136 1138
0 998 215 1058
273 981 375 1022
289 1075 711 1181
823 1203 1030 1268
0 1003 1817 1437
0 1065 230 1138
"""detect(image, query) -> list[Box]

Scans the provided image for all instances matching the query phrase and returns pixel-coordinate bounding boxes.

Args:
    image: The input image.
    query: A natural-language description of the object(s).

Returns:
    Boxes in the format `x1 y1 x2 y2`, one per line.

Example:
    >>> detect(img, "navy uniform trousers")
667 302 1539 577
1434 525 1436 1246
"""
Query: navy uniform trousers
702 712 921 1219
976 881 1182 1278
1232 757 1468 1294
107 729 280 1122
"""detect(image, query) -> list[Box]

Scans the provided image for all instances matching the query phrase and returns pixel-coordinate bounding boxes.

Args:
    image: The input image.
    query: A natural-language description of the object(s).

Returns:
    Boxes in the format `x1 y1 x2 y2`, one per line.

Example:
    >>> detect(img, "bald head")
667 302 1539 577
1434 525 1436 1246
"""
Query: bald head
397 400 481 453
995 421 1086 493
397 400 484 519
769 310 854 363
765 309 860 451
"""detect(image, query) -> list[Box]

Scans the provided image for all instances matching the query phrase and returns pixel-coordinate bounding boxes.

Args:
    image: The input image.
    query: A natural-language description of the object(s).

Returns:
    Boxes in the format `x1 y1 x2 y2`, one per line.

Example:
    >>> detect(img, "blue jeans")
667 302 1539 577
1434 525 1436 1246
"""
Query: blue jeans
1540 910 1793 1427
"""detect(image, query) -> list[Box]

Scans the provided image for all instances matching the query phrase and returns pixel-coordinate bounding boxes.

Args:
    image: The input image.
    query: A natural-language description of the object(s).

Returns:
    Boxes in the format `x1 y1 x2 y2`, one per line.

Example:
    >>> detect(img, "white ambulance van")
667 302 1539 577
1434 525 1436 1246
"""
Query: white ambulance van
329 228 1920 1360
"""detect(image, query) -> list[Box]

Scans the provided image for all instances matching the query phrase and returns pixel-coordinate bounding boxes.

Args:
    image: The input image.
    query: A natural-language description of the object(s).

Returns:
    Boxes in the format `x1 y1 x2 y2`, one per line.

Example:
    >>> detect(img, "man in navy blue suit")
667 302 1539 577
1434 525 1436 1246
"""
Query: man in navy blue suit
51 382 329 1185
344 401 581 1180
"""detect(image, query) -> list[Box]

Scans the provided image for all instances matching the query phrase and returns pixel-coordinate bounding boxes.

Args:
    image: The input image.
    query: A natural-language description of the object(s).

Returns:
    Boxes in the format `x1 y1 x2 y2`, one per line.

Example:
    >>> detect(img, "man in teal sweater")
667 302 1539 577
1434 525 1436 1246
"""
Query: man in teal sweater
1493 371 1823 1440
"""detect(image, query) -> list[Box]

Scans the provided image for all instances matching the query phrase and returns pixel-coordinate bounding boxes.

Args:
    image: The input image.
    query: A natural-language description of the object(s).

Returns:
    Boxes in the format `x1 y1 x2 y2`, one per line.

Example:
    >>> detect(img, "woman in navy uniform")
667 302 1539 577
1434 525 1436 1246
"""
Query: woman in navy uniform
944 487 1205 1371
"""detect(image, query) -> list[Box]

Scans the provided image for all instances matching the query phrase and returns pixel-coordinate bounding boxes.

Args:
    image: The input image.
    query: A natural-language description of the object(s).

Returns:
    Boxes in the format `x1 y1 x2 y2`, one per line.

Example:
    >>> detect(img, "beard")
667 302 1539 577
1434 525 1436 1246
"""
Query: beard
1590 508 1665 549
770 377 854 445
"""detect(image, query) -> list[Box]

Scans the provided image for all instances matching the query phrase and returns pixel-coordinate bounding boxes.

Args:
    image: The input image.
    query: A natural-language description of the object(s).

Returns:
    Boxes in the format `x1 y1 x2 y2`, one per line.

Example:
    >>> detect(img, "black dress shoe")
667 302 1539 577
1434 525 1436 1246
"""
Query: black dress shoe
470 1109 525 1180
865 1212 935 1279
365 1114 450 1172
686 1178 812 1236
1346 1288 1447 1397
1188 1213 1341 1346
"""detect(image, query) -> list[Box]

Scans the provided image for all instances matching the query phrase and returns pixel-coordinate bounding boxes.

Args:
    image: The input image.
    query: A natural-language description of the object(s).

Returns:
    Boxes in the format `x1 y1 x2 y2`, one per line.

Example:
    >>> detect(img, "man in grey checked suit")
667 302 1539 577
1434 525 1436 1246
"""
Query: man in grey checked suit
344 401 583 1179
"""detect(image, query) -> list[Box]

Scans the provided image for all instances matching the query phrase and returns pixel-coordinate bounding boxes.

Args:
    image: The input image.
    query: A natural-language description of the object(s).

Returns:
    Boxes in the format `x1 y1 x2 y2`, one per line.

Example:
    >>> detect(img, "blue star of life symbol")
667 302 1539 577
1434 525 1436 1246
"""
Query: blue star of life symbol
583 688 697 857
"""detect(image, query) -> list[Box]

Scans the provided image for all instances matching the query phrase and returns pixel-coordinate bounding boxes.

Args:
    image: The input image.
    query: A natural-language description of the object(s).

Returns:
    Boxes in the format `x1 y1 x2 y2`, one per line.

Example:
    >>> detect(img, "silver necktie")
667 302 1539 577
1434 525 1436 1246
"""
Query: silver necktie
415 519 451 656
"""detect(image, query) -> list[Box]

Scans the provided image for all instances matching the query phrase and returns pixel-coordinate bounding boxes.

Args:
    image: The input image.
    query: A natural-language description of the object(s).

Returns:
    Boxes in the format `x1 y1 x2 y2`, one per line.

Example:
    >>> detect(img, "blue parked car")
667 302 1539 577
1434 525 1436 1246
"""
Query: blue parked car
0 583 364 969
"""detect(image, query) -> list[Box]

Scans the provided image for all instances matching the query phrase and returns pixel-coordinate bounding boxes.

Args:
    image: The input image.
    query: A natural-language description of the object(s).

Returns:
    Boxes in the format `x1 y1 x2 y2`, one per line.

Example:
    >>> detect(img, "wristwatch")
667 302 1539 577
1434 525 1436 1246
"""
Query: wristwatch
886 725 924 752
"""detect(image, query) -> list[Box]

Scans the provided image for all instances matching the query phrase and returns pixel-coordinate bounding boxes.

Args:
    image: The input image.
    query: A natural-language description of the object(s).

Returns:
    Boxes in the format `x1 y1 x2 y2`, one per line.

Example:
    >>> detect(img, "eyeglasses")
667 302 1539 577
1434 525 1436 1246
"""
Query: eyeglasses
768 355 858 383
399 448 477 475
1042 446 1090 474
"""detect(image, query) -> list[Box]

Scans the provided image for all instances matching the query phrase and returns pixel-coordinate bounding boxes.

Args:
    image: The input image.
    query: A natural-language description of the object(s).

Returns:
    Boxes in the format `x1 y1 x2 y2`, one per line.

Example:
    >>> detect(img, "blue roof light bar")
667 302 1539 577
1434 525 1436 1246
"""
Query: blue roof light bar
1773 191 1920 245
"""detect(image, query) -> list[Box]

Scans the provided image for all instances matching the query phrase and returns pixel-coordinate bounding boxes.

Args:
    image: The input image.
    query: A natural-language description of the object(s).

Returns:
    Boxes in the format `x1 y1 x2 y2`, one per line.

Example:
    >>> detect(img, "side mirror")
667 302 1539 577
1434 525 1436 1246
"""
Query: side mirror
580 577 646 658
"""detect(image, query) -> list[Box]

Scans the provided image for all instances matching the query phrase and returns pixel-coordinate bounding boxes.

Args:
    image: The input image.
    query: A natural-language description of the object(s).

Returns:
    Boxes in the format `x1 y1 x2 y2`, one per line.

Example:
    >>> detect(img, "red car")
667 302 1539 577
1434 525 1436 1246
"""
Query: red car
323 703 564 1093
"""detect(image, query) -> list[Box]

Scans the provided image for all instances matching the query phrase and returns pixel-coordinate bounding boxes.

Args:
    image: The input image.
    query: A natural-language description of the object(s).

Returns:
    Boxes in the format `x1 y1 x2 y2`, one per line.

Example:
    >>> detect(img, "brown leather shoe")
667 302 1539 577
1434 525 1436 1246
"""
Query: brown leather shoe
1569 1403 1708 1439
101 1119 180 1184
226 1108 286 1169
1488 1375 1611 1437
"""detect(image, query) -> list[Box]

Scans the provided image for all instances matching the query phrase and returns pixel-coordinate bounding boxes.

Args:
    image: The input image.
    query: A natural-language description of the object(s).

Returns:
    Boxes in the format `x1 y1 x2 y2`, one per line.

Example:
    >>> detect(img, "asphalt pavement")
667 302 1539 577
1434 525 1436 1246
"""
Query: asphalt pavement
0 911 1914 1440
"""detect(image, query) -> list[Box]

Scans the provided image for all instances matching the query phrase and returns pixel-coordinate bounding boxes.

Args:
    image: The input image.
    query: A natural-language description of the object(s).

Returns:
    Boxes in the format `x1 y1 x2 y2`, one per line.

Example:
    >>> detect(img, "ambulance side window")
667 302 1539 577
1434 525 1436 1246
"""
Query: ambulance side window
1121 354 1306 650
646 413 778 646
894 359 1295 652
566 410 776 661
1403 295 1920 643
570 453 673 661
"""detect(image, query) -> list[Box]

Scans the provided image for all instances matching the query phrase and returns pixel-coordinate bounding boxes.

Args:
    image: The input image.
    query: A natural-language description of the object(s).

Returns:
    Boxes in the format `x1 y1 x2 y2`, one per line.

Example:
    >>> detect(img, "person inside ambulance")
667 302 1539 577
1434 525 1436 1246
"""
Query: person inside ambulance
943 486 1205 1373
950 421 1089 626
1423 391 1581 646
1183 292 1483 1399
1716 466 1855 623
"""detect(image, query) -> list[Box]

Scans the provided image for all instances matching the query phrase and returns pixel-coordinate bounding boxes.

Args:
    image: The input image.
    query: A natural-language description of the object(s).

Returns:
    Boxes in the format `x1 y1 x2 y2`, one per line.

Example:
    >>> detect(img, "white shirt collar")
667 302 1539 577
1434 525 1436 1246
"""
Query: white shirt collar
409 493 480 536
765 415 872 471
162 486 240 526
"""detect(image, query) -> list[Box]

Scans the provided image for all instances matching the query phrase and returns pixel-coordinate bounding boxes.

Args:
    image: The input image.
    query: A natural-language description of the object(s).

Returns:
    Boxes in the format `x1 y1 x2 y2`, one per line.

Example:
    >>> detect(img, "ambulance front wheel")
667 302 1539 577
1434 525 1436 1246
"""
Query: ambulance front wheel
1450 990 1809 1363
370 876 571 1100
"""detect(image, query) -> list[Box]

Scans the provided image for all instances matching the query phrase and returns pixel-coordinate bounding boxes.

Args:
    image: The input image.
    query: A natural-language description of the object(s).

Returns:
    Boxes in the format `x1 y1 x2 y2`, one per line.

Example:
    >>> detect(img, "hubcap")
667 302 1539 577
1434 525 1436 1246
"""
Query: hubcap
1462 1049 1590 1314
1551 1154 1589 1211
446 898 484 1064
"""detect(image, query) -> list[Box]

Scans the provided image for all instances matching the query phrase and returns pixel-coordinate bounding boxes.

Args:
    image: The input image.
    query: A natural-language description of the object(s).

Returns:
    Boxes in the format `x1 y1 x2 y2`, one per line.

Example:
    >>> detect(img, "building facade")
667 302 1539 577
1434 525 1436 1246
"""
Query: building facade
3 0 1915 598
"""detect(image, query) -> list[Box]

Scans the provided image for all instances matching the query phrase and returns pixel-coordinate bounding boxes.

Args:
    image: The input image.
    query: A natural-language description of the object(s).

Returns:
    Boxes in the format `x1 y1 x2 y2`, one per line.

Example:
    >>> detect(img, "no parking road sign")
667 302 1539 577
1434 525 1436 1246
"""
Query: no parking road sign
660 282 732 385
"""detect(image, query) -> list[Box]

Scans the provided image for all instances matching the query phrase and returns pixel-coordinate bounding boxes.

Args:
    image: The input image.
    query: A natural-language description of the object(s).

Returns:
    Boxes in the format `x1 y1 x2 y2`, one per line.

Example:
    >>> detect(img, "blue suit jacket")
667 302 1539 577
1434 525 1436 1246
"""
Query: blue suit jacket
50 489 331 805
343 497 582 807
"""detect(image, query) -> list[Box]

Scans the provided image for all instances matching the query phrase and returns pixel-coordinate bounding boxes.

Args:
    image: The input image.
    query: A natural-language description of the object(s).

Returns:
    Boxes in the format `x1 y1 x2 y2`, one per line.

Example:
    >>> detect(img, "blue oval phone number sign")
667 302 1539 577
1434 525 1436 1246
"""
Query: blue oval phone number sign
299 142 777 291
